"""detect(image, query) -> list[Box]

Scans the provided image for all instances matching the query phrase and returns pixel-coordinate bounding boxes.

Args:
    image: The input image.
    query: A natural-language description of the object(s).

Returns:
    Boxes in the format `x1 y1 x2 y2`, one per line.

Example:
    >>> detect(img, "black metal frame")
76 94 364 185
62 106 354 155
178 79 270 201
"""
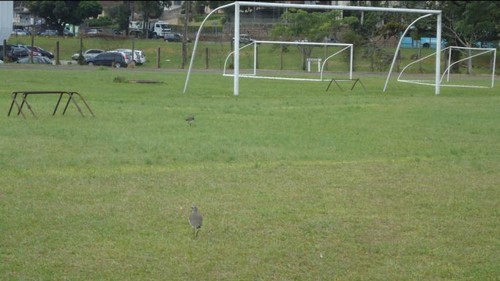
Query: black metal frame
326 78 366 92
8 91 95 118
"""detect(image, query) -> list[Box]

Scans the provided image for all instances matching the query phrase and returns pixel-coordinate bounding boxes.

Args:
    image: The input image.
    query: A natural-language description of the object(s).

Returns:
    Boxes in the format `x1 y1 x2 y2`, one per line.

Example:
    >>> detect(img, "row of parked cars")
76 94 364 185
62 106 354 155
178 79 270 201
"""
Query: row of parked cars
0 44 145 68
0 44 54 64
71 48 146 68
11 28 74 37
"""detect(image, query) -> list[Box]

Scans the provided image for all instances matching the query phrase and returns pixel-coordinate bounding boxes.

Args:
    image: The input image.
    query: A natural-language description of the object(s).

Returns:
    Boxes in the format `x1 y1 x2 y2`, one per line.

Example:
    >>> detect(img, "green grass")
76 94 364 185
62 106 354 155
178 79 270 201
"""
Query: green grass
0 65 499 280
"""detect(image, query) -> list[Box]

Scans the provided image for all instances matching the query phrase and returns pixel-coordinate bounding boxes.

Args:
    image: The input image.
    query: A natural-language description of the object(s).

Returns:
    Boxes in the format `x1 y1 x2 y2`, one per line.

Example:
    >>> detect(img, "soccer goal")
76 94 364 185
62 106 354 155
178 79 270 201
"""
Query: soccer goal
397 46 497 89
184 1 443 96
222 40 353 82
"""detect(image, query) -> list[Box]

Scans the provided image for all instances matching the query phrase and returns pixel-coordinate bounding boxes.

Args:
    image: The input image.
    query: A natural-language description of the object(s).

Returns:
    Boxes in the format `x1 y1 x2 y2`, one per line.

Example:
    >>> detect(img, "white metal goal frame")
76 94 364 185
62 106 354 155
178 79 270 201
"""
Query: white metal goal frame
397 46 497 88
222 40 354 82
184 1 443 96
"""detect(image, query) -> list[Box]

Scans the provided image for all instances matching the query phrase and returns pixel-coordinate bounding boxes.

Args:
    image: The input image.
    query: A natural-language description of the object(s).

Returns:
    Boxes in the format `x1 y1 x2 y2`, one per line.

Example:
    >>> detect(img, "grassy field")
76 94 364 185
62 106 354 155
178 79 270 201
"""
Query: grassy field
0 64 499 280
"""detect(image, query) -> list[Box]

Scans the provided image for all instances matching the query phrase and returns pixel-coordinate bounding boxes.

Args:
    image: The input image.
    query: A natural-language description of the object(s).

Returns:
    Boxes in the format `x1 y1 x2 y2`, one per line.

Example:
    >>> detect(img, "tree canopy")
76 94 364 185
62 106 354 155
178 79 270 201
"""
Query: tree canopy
28 1 102 35
271 9 341 42
429 1 500 47
108 3 131 34
137 1 171 20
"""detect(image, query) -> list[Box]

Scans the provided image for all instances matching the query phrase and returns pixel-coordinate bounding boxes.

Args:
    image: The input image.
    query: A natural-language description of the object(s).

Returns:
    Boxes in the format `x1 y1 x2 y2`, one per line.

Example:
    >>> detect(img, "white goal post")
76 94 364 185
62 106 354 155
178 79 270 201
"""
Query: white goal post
222 40 354 82
184 1 443 96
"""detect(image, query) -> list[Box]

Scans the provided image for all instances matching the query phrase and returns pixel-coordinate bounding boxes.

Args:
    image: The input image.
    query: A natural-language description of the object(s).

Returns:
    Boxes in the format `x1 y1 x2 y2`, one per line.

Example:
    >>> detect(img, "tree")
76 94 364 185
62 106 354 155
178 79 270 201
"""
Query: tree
425 1 500 73
271 9 341 70
108 3 131 34
28 1 102 36
429 1 499 47
137 1 171 38
182 1 191 69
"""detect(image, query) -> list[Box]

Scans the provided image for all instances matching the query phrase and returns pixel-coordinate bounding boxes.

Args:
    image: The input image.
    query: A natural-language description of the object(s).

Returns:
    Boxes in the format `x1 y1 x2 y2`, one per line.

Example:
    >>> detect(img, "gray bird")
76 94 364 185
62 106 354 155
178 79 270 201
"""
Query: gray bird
185 115 195 126
189 206 203 238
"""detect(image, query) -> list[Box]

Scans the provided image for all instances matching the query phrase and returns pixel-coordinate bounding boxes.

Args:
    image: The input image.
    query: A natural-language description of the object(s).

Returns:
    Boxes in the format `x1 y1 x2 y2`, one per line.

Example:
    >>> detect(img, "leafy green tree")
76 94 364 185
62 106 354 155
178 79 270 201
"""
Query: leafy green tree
424 1 499 73
138 1 170 20
428 1 499 47
137 1 171 37
87 16 113 28
108 3 131 34
271 9 341 70
28 1 102 35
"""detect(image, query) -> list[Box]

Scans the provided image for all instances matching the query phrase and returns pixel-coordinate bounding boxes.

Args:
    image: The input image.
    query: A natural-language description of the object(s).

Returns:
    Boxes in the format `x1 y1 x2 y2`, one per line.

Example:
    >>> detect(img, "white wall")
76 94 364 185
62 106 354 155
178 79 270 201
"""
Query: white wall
0 1 14 43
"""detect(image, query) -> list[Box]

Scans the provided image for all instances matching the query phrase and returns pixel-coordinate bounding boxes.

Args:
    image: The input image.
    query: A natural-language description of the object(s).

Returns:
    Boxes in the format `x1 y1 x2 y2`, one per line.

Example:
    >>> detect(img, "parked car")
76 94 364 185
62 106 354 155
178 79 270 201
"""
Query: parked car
86 52 128 68
133 50 146 64
38 29 58 36
11 29 28 36
112 49 146 65
164 32 190 42
10 44 41 56
109 50 133 65
71 49 104 61
86 28 103 36
28 46 54 59
17 56 53 64
63 29 74 37
10 46 31 61
233 34 255 45
22 46 42 56
11 45 54 59
0 45 30 62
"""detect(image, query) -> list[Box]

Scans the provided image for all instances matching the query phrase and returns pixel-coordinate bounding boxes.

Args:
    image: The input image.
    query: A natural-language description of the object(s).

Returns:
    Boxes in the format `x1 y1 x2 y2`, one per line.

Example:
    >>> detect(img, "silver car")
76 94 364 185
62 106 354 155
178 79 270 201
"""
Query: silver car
112 49 146 65
71 49 104 61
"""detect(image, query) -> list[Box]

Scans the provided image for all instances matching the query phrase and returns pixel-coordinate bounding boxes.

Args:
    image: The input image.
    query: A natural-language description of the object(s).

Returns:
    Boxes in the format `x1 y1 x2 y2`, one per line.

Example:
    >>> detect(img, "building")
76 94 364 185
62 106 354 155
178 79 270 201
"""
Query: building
0 1 14 43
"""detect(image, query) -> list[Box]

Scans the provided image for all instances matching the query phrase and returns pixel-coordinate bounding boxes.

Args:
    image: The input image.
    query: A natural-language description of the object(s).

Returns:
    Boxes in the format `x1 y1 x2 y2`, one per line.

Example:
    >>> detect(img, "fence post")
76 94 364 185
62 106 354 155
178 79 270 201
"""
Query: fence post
56 41 61 65
2 40 6 61
30 32 34 64
156 47 160 68
205 47 209 69
280 44 283 70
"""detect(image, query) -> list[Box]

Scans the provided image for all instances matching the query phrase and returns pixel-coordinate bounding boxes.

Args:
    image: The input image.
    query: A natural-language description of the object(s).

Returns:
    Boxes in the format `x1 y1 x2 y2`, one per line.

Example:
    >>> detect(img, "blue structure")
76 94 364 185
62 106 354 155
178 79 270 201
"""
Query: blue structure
401 37 447 49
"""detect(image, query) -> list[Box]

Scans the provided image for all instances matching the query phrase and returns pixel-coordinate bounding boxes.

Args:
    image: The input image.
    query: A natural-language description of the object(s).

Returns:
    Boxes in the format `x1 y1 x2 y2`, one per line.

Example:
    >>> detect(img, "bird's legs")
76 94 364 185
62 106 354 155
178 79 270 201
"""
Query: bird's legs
193 227 200 239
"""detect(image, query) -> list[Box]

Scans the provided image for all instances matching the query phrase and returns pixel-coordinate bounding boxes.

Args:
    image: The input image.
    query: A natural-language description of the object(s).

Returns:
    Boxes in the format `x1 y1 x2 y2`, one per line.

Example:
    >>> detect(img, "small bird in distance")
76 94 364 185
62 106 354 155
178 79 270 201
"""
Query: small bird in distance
185 115 195 126
189 205 203 239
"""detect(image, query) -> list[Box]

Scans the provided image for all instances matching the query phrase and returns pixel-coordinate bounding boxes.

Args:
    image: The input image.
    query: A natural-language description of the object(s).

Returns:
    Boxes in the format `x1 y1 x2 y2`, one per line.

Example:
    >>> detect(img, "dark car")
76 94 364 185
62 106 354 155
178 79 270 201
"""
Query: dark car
164 32 190 42
0 45 30 62
86 52 128 68
39 29 58 36
28 46 54 59
233 34 255 45
12 45 54 59
17 56 53 64
63 29 74 37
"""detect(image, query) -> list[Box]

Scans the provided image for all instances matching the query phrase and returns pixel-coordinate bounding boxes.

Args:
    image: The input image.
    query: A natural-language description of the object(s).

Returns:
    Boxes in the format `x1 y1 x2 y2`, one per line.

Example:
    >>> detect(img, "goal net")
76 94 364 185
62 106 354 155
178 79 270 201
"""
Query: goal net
223 40 354 82
398 46 497 89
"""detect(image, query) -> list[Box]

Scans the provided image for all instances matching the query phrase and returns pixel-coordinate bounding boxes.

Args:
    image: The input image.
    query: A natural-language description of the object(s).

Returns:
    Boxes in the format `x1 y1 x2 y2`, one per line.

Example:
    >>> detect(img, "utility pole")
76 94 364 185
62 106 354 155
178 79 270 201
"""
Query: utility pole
182 1 190 69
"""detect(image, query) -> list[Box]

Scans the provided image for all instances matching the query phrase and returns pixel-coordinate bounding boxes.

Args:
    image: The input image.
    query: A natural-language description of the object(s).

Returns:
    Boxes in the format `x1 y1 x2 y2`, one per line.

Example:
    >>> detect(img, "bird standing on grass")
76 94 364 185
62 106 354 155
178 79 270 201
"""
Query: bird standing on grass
185 115 195 126
189 206 203 238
